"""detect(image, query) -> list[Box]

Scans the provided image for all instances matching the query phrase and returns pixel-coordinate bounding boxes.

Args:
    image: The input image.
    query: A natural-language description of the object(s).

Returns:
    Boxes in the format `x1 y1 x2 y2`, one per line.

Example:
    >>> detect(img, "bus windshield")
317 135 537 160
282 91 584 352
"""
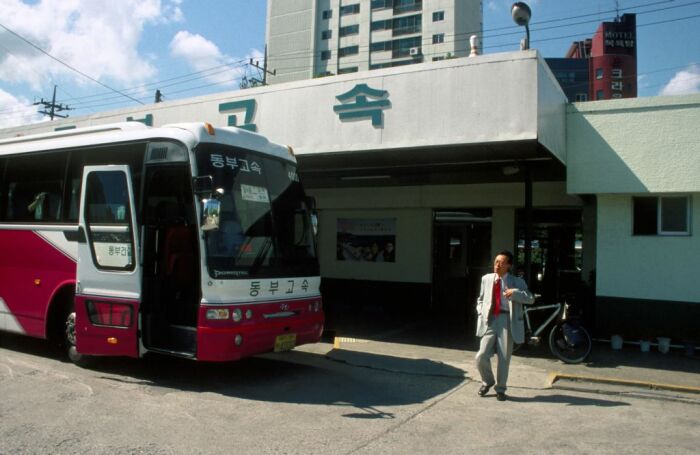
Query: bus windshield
196 143 318 279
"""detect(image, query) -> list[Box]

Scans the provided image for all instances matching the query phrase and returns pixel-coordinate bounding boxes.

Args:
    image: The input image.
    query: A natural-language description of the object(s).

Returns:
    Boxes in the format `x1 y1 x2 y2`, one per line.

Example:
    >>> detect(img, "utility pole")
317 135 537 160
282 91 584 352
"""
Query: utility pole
248 45 276 86
34 85 72 120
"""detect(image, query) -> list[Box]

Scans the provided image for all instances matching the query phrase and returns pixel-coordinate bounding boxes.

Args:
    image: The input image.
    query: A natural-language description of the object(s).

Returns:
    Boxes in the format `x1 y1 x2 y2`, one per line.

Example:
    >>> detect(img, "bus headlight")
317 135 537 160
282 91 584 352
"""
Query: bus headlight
206 309 229 320
232 308 243 322
234 334 243 346
245 309 253 320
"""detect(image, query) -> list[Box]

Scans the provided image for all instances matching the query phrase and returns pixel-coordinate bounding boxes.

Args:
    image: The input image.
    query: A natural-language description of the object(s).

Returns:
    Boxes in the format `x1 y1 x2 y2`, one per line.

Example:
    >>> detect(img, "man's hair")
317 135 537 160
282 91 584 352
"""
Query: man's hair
496 250 514 265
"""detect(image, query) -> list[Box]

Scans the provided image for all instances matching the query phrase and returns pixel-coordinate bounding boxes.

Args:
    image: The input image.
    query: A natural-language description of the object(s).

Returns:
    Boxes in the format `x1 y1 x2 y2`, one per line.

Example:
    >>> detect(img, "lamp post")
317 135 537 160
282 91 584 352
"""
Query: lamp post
511 2 532 50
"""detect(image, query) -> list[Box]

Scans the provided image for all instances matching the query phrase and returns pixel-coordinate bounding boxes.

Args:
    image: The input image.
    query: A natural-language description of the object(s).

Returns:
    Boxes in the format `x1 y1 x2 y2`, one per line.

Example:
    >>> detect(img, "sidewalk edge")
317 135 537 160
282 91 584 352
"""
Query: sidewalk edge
546 372 700 394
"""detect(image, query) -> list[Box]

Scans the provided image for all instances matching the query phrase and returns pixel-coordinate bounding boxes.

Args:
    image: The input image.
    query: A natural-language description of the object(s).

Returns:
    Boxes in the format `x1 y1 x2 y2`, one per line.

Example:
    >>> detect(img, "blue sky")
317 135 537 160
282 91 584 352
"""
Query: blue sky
0 0 698 128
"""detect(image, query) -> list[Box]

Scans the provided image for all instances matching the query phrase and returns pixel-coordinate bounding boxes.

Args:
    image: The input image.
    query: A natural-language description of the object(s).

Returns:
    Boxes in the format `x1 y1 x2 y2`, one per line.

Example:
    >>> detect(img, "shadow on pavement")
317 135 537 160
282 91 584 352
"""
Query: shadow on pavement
0 332 465 418
513 338 700 375
327 348 466 378
325 305 700 375
506 393 630 407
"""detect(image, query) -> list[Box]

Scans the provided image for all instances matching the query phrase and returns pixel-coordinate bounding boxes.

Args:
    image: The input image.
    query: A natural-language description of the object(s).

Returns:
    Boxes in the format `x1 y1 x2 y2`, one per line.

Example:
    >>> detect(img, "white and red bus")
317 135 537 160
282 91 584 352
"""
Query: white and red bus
0 122 323 364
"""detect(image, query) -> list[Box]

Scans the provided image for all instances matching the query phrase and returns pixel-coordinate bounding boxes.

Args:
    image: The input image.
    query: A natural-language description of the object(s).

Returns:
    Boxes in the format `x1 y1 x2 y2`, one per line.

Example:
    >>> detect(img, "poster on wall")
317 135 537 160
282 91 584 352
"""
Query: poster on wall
337 218 396 262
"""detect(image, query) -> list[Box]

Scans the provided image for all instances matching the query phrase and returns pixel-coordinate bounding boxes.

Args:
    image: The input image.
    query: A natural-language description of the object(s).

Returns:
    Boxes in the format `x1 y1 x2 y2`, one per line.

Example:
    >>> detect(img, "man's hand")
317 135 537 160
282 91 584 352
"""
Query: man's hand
504 289 515 298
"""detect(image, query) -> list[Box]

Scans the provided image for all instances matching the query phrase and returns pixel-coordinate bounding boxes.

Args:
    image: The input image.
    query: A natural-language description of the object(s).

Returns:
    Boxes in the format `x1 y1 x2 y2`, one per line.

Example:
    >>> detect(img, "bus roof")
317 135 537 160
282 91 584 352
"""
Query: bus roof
0 122 296 163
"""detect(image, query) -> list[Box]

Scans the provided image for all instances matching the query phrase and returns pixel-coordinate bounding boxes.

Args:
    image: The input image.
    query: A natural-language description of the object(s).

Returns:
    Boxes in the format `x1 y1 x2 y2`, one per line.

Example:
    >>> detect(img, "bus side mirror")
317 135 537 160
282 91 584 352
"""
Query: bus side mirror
201 198 221 231
193 175 213 198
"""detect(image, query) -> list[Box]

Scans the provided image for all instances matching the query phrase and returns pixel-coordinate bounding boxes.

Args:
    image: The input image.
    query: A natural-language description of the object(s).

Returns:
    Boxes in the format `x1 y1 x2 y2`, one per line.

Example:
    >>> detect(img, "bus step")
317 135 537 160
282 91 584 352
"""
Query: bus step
167 324 197 353
148 347 196 359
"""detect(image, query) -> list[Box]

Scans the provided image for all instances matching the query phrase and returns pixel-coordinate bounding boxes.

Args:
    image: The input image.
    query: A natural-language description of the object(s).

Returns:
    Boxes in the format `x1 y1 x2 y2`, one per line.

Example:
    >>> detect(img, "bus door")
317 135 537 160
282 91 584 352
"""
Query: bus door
75 165 141 357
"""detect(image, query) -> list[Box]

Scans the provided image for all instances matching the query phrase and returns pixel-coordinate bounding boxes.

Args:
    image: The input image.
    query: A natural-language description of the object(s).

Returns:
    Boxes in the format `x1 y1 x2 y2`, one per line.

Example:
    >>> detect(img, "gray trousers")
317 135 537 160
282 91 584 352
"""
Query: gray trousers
475 313 513 393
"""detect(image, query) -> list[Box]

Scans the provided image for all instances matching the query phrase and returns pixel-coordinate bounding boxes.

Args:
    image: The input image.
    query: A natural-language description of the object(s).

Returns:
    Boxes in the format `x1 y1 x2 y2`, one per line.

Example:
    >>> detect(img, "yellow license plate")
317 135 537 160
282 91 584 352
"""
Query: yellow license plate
274 333 296 352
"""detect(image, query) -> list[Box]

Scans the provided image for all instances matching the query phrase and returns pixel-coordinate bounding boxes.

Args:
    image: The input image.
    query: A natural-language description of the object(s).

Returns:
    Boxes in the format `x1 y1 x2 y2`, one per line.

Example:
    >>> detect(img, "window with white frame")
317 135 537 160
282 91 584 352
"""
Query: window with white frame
432 33 445 44
633 196 691 236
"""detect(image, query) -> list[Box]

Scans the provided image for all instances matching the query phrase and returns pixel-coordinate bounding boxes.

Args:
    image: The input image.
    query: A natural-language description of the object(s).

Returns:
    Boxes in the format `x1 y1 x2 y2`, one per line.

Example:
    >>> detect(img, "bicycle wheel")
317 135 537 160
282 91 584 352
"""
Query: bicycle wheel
548 321 591 364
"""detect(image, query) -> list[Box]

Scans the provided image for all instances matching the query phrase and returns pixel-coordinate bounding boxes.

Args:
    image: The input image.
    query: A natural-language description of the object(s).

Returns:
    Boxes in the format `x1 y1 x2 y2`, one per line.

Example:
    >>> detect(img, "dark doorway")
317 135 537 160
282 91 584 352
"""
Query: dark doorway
515 208 586 308
432 210 492 336
140 165 200 357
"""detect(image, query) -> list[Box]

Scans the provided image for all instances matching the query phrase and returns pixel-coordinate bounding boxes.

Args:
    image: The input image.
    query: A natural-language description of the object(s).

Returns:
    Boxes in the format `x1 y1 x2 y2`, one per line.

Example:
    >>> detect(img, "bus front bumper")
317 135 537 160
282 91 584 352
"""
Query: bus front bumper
195 298 324 362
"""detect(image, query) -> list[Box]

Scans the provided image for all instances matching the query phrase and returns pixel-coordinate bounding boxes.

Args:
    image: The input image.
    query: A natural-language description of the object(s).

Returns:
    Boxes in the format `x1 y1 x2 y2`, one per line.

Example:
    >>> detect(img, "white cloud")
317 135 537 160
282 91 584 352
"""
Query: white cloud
0 89 44 128
659 65 700 96
487 1 500 12
169 31 245 87
637 74 649 91
0 0 182 90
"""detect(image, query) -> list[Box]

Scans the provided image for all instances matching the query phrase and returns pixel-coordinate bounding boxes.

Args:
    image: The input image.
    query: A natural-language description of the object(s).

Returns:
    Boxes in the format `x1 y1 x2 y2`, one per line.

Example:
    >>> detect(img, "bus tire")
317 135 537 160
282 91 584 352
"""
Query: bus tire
63 301 94 367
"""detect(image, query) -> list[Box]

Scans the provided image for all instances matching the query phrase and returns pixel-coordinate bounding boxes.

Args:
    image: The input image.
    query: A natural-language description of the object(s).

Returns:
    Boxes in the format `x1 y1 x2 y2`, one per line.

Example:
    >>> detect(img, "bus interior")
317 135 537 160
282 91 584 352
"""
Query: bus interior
140 164 200 357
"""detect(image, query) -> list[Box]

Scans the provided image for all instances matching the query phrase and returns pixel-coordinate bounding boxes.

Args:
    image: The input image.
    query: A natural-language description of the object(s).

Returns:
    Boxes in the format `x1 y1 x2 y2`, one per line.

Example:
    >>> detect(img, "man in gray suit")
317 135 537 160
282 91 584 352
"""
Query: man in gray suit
475 250 534 401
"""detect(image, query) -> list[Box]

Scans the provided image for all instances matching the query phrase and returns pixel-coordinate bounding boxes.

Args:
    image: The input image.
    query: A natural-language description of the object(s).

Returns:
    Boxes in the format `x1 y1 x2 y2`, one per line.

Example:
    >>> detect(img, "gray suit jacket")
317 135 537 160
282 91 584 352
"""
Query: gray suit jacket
475 272 534 344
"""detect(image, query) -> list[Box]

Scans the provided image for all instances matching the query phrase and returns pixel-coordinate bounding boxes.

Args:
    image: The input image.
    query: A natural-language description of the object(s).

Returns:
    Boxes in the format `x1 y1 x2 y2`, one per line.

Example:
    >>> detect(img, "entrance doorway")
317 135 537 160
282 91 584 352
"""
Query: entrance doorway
432 210 492 335
515 208 586 306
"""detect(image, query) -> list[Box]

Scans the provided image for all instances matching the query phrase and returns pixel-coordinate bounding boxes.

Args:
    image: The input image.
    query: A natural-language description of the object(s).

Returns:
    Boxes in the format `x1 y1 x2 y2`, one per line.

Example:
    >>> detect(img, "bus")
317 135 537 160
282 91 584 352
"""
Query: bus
0 122 323 364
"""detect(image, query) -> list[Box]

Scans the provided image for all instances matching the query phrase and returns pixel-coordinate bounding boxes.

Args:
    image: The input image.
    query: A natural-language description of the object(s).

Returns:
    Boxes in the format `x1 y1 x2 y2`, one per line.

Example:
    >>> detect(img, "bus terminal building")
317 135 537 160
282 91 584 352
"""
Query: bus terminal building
2 50 699 345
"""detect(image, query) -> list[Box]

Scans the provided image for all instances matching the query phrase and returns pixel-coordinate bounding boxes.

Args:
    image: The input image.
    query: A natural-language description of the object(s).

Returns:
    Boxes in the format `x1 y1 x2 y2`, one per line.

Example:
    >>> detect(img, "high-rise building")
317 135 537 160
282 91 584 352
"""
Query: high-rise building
547 13 637 102
265 0 483 84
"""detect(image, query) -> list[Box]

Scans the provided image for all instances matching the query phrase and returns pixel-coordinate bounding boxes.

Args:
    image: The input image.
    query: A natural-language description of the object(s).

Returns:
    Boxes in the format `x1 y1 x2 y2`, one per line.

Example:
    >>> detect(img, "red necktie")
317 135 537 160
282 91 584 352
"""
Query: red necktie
492 278 501 317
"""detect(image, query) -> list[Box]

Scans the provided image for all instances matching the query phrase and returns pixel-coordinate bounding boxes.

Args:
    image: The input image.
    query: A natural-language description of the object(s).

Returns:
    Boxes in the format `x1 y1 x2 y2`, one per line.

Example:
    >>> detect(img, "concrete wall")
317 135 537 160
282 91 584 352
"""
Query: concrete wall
319 208 433 283
596 194 700 303
566 94 700 302
310 181 580 283
0 51 566 164
266 0 316 84
567 94 700 194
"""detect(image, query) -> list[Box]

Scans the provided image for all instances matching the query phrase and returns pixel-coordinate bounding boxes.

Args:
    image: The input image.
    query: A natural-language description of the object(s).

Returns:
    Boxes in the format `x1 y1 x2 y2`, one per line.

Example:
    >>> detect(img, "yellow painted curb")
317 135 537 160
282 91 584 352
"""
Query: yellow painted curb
547 372 700 395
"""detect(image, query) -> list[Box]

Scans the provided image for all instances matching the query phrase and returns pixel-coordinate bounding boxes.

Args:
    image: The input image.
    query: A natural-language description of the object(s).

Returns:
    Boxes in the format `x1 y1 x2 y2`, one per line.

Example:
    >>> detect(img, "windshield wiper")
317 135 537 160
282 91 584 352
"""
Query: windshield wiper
249 237 272 275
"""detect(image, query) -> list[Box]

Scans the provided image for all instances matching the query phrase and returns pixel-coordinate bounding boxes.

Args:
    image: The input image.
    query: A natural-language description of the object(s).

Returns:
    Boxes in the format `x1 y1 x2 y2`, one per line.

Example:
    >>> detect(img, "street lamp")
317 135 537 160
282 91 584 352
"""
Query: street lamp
511 2 532 50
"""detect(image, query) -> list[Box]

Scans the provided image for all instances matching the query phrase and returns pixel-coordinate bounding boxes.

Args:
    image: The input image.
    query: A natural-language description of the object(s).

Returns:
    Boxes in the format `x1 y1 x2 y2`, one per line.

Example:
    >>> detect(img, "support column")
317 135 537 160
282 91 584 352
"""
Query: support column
524 168 533 283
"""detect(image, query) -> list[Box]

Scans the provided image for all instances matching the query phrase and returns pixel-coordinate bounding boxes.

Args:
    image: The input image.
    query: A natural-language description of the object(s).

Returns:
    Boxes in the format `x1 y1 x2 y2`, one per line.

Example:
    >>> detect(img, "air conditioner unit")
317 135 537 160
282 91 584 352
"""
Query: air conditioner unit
409 47 421 56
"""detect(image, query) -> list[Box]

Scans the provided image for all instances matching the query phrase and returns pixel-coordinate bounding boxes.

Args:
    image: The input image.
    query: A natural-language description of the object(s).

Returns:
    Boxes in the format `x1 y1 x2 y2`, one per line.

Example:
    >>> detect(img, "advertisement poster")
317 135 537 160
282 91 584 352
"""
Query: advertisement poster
337 218 396 262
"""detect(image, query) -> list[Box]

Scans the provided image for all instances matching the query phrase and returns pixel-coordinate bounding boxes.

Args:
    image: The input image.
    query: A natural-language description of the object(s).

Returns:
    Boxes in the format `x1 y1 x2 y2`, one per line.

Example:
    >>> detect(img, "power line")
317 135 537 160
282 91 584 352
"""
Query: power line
7 0 678 113
263 1 700 65
1 2 698 121
7 0 692 111
0 21 145 105
58 58 248 103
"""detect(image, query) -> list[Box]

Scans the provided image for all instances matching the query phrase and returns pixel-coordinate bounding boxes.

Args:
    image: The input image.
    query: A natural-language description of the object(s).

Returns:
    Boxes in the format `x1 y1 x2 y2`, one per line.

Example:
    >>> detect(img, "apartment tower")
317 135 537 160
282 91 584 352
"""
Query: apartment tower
266 0 483 84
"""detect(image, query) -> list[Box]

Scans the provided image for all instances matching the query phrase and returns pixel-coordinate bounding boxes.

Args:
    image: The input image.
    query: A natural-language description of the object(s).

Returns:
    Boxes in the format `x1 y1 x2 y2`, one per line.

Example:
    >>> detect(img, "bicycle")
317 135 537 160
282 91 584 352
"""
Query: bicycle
514 297 592 364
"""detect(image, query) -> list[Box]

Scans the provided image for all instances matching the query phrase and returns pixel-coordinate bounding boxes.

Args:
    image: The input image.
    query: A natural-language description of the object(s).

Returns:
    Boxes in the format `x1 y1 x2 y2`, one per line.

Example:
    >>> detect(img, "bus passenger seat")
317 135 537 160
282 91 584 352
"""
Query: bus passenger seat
162 225 195 288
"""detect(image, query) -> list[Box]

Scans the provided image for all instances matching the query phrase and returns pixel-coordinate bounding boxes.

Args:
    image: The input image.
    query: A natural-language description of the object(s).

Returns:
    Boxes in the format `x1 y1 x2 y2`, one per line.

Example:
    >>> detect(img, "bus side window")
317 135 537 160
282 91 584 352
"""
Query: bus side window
4 152 66 223
64 144 146 223
0 158 6 221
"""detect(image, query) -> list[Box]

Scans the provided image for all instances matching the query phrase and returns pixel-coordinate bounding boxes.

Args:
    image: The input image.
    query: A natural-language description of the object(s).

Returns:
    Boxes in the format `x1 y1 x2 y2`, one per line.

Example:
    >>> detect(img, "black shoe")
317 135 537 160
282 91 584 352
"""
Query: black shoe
478 384 492 397
496 392 507 401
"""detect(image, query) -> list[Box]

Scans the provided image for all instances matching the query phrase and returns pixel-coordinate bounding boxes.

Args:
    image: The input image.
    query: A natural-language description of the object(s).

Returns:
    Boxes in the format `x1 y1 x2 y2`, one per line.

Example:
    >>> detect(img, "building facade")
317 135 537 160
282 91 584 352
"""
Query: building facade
547 13 637 102
1 51 697 344
266 0 482 83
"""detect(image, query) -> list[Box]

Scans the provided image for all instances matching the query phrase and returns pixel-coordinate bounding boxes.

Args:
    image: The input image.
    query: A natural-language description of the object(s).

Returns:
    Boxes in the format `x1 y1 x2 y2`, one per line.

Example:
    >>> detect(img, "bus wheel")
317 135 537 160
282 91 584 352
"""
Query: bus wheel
64 304 93 367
